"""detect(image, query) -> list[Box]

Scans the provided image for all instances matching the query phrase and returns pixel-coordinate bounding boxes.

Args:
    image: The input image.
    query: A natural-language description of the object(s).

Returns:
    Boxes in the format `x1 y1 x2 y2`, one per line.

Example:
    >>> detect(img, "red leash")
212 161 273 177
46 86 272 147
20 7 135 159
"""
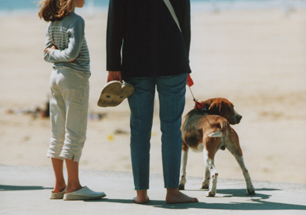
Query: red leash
187 74 216 133
187 74 206 110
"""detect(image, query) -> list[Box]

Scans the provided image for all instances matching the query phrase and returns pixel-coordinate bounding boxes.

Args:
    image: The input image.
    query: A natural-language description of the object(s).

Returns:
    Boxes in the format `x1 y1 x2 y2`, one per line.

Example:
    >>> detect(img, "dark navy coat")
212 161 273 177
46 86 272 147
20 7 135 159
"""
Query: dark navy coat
107 0 191 80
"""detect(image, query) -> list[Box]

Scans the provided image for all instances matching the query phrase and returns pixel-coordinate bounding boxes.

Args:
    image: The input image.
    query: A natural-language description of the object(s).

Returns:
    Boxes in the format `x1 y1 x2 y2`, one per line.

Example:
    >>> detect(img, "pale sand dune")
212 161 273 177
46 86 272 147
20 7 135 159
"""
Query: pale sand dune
0 8 305 184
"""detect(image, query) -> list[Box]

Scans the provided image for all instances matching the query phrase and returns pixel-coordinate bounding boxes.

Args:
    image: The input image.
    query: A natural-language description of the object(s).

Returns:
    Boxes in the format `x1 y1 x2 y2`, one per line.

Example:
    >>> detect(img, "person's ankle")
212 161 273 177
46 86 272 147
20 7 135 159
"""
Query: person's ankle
167 188 179 193
133 190 149 203
66 183 82 193
53 184 66 193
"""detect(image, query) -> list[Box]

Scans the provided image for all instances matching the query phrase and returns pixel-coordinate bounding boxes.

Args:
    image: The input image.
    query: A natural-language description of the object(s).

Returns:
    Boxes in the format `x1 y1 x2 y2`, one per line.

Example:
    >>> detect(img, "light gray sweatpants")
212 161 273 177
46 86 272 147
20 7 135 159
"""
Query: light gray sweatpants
46 66 90 162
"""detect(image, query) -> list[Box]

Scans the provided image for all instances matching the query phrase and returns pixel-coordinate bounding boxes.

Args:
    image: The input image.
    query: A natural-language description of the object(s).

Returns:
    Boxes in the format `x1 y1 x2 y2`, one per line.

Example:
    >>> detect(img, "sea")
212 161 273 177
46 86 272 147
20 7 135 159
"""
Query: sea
0 0 305 15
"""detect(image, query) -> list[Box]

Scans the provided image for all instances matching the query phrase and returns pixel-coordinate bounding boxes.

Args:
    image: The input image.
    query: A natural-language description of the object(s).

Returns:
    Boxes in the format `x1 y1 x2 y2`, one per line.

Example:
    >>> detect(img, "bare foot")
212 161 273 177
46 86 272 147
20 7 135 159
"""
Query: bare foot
133 190 149 204
166 188 198 204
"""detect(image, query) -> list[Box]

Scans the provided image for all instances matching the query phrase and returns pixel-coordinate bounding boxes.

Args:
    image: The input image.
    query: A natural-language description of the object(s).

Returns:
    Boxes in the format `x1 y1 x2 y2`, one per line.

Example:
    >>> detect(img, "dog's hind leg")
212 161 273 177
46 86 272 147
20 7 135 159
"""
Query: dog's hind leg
226 128 255 195
203 147 218 197
235 156 255 195
179 143 189 190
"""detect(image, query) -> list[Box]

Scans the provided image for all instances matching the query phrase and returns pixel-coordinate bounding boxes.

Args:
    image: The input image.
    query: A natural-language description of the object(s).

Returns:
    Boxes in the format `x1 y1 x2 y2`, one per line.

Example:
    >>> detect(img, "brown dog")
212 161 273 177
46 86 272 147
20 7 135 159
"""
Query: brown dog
179 98 255 197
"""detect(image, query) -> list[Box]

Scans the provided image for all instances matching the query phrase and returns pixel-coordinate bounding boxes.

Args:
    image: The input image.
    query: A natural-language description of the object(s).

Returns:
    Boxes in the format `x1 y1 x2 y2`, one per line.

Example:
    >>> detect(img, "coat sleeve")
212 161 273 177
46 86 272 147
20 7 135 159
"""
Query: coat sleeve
106 0 126 71
43 24 54 62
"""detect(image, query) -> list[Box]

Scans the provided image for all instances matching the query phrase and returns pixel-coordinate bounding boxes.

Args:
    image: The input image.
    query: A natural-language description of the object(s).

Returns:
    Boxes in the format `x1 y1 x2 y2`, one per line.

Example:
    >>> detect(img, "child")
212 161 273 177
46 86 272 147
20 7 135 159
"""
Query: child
39 0 105 200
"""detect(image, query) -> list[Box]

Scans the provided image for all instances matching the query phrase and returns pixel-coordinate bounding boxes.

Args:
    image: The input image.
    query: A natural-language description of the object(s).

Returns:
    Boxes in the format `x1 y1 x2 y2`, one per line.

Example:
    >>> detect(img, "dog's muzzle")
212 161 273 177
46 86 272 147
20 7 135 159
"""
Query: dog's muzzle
235 114 242 123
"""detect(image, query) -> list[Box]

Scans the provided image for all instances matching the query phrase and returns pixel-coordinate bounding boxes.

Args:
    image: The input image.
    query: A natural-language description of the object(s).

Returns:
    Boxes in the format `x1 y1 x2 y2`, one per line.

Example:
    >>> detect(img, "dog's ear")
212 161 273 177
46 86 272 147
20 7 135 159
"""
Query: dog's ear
208 101 221 115
200 100 212 112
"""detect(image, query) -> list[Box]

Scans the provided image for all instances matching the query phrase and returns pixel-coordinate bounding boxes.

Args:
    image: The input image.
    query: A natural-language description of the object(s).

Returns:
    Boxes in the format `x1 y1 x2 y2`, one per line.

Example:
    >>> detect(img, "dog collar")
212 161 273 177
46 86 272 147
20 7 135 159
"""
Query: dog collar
194 101 207 112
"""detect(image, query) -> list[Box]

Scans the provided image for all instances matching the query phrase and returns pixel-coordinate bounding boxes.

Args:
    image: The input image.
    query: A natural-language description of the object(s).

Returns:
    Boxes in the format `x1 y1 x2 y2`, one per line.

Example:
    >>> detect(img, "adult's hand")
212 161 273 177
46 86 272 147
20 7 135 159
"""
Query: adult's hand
107 71 122 83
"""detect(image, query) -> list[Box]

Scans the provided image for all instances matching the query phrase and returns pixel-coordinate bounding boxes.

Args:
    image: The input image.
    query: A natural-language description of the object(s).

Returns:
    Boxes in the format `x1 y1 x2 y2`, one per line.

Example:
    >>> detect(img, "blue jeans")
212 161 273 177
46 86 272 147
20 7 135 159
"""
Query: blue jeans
127 73 188 190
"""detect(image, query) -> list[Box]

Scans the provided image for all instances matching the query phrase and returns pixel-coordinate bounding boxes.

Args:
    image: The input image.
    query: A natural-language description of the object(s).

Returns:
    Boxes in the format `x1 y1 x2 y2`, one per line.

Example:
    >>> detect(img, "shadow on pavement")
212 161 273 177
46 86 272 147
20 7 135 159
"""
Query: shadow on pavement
0 185 53 191
85 188 306 211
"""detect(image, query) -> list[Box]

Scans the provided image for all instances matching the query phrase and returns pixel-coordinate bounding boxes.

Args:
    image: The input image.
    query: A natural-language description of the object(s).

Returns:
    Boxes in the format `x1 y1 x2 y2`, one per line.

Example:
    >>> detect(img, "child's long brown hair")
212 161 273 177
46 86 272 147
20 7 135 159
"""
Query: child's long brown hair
38 0 74 22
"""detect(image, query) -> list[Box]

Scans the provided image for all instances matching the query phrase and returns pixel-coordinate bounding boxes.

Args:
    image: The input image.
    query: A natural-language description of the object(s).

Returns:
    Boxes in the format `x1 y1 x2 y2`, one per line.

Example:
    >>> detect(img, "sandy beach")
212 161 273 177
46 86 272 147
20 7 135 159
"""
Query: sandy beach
0 7 305 185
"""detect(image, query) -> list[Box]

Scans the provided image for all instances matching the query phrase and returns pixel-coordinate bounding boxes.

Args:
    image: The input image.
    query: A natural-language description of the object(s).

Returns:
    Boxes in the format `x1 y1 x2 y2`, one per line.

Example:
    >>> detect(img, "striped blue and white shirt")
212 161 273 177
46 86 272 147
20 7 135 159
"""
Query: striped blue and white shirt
44 12 90 73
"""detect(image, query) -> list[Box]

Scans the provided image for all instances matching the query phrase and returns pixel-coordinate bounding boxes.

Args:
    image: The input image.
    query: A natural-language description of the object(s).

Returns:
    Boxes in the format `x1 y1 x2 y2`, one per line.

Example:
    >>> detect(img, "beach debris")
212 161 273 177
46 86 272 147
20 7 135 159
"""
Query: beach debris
114 129 129 135
88 112 107 121
6 102 49 119
107 134 114 141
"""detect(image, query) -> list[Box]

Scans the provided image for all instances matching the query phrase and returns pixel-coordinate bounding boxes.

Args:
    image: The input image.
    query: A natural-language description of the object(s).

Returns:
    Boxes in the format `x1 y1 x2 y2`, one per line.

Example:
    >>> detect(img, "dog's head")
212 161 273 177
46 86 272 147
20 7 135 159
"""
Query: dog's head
200 98 242 125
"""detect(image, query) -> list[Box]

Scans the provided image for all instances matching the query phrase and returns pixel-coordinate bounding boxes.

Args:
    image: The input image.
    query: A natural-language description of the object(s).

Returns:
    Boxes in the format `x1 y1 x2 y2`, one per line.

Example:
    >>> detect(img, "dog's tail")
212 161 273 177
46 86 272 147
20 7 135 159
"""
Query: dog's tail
208 118 229 138
208 131 223 138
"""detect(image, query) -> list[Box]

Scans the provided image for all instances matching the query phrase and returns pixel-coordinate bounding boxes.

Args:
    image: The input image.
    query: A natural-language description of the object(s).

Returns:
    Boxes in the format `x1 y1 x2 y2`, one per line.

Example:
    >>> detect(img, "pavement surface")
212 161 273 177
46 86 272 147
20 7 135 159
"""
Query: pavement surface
0 165 306 215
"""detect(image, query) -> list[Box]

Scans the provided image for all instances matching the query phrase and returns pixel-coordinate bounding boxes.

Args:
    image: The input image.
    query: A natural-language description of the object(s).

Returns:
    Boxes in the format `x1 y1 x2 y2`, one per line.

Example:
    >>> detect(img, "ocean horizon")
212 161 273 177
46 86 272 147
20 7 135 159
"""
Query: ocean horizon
0 0 305 15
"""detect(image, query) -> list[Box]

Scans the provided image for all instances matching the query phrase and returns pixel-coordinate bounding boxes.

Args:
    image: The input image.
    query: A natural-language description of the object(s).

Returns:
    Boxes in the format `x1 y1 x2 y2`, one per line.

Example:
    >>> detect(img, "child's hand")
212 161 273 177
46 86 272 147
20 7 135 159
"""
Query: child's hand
45 45 56 53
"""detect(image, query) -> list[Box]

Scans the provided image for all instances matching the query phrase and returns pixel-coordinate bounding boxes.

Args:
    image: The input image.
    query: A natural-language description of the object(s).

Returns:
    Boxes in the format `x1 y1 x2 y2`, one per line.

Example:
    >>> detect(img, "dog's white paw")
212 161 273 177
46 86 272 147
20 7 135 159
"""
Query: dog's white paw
247 188 255 195
201 182 209 190
179 184 185 190
206 191 215 197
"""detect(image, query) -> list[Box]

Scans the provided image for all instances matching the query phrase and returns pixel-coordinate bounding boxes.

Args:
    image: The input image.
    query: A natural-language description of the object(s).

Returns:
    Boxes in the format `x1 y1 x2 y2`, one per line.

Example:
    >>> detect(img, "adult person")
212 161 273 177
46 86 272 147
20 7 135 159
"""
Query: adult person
106 0 198 204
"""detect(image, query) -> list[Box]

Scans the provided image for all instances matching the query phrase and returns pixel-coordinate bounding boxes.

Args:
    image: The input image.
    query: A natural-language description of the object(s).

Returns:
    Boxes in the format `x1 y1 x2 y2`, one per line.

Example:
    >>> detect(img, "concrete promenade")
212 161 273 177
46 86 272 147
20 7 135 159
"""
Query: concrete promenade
0 165 305 215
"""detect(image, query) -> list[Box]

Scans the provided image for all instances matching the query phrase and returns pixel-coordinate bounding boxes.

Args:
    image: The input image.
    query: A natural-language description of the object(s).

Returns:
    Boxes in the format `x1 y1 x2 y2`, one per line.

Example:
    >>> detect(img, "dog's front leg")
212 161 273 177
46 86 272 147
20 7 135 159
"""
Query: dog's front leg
204 148 218 197
179 145 189 190
201 167 210 190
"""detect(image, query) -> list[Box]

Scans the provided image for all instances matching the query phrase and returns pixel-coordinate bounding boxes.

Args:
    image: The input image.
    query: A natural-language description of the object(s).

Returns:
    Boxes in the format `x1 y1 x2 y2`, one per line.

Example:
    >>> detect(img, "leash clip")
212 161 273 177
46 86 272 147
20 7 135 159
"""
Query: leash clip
194 100 208 113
